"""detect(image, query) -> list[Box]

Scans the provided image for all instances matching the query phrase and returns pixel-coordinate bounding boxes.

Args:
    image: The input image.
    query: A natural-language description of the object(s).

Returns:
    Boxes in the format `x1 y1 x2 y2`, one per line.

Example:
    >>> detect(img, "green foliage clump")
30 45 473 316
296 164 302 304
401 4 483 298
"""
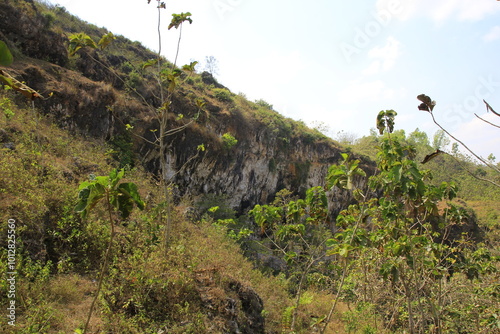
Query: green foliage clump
213 88 233 102
1 96 15 120
42 11 56 29
221 132 238 149
255 98 273 110
109 133 135 168
120 61 134 74
244 110 500 334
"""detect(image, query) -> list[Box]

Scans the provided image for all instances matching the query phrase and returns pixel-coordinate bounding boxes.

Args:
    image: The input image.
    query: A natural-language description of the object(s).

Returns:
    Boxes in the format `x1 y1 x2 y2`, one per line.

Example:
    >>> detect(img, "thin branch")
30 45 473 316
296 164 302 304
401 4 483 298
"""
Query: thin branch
157 4 164 106
173 23 183 70
109 108 158 146
444 152 500 189
484 99 500 117
428 110 500 174
474 113 500 129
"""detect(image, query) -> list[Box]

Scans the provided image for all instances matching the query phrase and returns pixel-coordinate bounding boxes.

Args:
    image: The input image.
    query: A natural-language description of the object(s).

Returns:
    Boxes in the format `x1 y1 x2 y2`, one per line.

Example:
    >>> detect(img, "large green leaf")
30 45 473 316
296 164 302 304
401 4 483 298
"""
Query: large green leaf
68 33 97 57
117 182 145 210
168 12 193 30
98 32 115 50
109 168 124 189
0 41 13 66
376 110 397 135
74 187 91 216
116 194 134 219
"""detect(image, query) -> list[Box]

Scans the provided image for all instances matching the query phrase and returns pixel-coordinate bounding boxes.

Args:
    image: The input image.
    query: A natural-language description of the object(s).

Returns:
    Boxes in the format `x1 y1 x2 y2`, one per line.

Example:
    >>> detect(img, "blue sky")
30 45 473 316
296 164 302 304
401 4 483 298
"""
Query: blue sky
45 0 500 159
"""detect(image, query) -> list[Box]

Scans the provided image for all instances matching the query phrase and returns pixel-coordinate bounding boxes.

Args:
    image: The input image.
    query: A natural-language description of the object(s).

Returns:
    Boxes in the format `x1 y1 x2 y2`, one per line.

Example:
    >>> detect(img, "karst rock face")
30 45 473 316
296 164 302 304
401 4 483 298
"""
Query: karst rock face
0 0 372 216
140 122 369 215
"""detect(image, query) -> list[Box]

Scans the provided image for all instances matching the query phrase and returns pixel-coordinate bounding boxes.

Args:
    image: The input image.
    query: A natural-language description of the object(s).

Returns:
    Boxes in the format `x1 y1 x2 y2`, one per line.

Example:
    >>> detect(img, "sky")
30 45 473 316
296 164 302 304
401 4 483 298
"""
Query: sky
44 0 500 159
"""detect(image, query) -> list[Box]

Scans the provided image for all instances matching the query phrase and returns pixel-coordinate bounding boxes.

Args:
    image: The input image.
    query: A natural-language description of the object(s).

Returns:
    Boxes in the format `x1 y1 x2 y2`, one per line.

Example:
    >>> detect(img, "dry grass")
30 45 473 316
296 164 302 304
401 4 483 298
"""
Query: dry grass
46 275 102 333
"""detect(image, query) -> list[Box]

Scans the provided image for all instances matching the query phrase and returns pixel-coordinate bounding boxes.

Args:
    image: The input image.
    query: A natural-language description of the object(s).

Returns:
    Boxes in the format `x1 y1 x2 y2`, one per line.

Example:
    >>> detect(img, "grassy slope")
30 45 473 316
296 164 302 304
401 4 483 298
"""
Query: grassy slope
8 1 498 333
0 2 339 332
0 90 350 333
0 7 350 329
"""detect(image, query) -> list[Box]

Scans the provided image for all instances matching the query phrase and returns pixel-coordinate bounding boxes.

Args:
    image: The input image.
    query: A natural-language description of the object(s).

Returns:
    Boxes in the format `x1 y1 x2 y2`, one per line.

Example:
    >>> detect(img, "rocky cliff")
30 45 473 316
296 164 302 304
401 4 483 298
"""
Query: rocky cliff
0 0 371 216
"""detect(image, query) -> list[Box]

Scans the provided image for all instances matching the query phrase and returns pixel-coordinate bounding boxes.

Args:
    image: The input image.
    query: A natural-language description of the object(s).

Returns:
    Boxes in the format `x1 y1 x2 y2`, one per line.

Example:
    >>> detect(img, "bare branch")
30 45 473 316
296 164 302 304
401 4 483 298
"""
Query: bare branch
474 113 500 129
484 99 500 117
109 108 158 146
428 110 500 174
444 151 500 189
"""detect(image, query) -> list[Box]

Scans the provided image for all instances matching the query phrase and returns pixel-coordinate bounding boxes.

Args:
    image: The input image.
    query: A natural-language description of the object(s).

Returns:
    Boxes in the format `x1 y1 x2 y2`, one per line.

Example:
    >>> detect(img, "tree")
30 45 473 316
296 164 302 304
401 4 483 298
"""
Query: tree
75 169 144 334
407 128 430 149
67 2 205 251
432 129 450 150
203 55 219 76
249 186 333 332
319 110 498 334
334 130 358 146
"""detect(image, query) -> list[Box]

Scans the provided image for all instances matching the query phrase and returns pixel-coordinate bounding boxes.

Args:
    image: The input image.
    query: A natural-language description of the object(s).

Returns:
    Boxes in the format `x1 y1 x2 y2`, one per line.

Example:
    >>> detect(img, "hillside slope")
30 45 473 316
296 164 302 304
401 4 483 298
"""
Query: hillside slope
2 2 498 334
0 0 371 218
0 1 351 333
0 51 350 334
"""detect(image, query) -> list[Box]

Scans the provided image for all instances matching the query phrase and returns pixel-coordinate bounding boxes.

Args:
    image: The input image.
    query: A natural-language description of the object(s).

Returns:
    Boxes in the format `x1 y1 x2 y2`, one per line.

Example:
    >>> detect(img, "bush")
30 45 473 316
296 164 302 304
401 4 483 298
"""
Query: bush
42 11 56 29
255 98 273 110
221 132 238 149
121 62 134 74
126 71 142 89
213 88 233 103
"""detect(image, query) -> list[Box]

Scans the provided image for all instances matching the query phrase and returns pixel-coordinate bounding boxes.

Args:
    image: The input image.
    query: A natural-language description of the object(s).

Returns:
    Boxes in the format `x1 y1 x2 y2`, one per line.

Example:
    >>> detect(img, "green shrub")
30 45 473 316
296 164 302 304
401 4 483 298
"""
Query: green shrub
255 98 273 110
213 88 233 103
221 132 238 149
42 11 56 29
121 62 134 74
1 97 14 120
110 133 135 168
126 71 142 89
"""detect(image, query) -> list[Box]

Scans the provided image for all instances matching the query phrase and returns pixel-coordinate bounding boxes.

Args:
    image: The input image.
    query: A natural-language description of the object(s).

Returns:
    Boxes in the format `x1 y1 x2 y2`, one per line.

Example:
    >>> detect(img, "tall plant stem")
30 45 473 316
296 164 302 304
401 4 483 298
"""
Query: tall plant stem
153 2 172 252
156 3 164 106
172 24 183 70
320 257 349 334
290 258 316 331
83 191 115 334
320 201 365 334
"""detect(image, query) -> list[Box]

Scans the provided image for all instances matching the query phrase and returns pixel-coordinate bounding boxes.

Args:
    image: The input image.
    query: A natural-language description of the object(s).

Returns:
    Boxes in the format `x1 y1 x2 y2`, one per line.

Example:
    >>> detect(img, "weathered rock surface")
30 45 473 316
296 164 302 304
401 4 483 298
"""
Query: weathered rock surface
0 1 373 217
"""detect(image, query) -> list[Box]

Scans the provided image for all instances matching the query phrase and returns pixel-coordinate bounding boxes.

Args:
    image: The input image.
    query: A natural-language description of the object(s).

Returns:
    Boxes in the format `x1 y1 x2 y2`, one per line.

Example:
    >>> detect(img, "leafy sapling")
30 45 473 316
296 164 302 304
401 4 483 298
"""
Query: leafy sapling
75 168 144 334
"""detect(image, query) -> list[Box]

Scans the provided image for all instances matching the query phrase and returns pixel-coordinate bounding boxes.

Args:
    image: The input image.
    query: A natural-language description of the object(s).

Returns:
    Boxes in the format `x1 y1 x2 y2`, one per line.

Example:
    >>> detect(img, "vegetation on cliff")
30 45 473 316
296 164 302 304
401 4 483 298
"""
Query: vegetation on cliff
0 1 498 333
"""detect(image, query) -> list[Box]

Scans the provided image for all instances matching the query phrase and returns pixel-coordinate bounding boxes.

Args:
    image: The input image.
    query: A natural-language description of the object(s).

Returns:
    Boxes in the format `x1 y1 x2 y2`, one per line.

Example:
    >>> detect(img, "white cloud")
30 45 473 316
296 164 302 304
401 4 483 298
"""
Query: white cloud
266 51 304 82
363 37 402 75
453 112 500 159
219 49 306 101
483 26 500 42
376 0 500 23
338 80 397 104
